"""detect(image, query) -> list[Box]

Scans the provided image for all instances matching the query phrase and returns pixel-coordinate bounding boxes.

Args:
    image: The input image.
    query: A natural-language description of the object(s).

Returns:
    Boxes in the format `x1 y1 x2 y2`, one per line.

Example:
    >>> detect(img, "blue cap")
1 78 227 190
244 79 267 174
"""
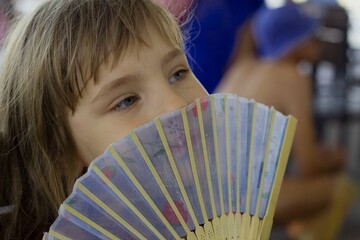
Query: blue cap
252 4 318 60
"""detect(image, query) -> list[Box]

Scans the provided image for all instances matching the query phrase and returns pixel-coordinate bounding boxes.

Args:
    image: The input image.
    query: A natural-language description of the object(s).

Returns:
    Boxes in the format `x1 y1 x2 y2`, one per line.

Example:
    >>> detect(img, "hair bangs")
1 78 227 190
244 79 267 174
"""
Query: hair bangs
54 0 185 108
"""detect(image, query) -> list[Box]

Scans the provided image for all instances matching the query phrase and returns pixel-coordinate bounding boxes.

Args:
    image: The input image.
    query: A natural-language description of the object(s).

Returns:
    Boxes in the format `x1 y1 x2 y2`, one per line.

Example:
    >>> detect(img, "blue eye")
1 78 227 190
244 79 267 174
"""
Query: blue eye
169 69 189 84
114 96 138 111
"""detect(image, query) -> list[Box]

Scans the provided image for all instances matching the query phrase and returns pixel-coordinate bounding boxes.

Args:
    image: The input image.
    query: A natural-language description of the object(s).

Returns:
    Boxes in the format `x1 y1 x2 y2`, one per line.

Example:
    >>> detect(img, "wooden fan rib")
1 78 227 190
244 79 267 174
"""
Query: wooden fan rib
259 116 297 240
154 118 200 227
88 167 163 239
48 230 72 240
196 98 217 218
181 108 209 222
240 100 257 240
254 108 276 217
248 108 276 240
235 98 241 214
108 146 181 239
63 204 120 240
246 100 257 213
210 95 225 216
224 96 233 214
131 131 192 234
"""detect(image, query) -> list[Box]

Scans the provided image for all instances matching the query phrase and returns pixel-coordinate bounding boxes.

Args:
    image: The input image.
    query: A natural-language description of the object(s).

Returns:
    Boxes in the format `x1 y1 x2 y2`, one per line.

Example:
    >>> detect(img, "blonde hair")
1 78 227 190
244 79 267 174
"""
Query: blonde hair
0 0 187 238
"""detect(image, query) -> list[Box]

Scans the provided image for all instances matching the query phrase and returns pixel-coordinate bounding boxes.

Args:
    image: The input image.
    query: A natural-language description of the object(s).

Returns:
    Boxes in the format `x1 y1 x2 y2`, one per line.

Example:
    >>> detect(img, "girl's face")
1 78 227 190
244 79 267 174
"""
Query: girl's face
68 26 208 165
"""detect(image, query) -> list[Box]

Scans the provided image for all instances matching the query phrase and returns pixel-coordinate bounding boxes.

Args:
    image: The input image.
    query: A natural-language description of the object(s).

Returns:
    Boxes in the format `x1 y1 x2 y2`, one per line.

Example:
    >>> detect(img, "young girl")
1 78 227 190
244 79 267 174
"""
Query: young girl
0 0 207 239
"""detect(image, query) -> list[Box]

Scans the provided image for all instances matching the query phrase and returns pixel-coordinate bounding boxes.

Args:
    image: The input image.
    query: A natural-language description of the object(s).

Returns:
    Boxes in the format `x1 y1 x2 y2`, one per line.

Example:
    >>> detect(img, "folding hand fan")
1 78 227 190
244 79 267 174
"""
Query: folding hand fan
43 93 297 240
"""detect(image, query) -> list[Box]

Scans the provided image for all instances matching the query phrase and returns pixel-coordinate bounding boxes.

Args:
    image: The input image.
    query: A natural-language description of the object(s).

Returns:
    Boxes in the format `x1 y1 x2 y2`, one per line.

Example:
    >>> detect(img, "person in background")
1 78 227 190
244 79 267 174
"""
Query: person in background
217 3 349 229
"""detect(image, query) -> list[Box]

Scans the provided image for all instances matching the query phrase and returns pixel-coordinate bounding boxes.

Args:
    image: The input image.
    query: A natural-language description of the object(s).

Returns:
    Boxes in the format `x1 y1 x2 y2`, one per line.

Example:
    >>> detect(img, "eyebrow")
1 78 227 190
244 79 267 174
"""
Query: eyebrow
161 48 184 67
92 49 184 103
92 76 135 103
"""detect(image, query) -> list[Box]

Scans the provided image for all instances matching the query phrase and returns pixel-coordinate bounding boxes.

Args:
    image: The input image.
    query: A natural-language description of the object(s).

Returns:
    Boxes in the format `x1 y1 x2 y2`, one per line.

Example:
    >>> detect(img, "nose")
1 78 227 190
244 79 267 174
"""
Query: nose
136 86 188 129
151 86 188 117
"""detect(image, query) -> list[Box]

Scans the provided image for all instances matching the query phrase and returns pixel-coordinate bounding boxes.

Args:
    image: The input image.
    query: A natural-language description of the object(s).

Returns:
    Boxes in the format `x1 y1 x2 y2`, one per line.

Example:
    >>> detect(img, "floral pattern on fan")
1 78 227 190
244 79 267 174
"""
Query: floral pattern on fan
191 100 208 117
162 200 189 226
100 165 117 184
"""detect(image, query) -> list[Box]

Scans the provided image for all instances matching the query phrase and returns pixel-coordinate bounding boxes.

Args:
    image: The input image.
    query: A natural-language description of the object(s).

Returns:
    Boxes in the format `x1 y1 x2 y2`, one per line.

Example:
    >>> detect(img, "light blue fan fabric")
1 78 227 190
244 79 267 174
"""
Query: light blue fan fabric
252 3 318 60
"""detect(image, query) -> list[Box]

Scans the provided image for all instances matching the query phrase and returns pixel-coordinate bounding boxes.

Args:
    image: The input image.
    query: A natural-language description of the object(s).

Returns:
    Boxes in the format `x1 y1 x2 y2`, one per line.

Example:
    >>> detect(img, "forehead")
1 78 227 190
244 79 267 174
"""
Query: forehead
113 28 183 64
93 23 182 77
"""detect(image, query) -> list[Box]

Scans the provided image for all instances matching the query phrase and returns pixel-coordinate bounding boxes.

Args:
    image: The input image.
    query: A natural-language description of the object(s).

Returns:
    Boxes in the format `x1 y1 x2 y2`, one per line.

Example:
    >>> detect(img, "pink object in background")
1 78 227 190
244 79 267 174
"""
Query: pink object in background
157 0 193 18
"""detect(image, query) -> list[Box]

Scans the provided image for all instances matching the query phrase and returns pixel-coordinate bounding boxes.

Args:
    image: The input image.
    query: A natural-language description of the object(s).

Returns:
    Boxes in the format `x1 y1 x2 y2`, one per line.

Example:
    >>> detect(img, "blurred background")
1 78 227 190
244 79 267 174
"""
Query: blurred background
276 0 360 238
1 0 359 239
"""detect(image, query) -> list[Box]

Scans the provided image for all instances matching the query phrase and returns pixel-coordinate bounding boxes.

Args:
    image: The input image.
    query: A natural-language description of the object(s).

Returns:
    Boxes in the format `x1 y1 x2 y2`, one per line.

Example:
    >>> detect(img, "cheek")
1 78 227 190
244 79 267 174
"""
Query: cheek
74 117 148 165
67 112 108 165
186 79 209 100
69 108 143 164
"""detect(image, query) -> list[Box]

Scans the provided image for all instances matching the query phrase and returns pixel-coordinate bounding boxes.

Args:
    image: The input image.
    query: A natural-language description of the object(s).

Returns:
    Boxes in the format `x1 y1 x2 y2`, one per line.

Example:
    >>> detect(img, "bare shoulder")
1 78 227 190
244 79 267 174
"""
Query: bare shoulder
271 63 310 87
257 62 313 114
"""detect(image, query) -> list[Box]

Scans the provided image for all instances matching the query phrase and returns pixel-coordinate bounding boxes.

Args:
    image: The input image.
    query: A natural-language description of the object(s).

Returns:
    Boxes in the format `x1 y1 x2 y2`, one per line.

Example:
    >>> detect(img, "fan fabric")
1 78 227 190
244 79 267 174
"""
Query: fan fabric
44 93 297 240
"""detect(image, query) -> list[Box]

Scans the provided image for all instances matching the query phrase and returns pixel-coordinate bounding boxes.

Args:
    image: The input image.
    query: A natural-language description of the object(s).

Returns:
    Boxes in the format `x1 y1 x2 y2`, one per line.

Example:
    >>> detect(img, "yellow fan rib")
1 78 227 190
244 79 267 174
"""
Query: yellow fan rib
77 177 159 240
108 146 181 239
131 131 191 234
210 95 225 215
224 96 232 213
181 108 209 222
48 230 72 240
195 99 217 217
154 118 199 227
255 108 276 217
246 101 257 213
260 115 297 240
235 99 241 213
63 204 121 240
